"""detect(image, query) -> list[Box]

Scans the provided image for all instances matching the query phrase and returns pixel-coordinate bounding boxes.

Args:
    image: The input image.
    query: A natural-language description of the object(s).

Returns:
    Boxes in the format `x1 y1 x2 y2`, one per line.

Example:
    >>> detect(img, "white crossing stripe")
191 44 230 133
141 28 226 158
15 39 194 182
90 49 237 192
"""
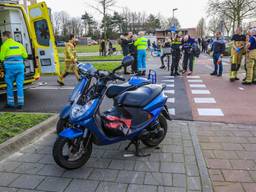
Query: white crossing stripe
192 90 210 94
194 98 216 104
163 76 175 79
167 84 175 88
164 90 175 94
31 86 74 90
162 79 175 83
189 84 206 88
197 108 224 116
168 108 176 115
188 79 203 83
187 76 200 79
167 98 175 103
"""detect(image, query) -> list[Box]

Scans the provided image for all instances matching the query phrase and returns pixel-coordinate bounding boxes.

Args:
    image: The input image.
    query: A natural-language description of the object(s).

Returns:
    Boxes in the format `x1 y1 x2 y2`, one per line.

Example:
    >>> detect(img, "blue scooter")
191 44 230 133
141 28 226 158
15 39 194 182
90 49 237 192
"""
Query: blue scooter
53 56 171 169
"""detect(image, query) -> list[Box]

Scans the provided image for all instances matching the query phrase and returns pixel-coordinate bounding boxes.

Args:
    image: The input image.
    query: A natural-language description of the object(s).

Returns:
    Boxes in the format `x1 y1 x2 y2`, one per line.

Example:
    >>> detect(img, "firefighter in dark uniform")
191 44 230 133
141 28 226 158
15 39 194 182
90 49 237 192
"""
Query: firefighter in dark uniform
171 34 182 76
230 27 246 81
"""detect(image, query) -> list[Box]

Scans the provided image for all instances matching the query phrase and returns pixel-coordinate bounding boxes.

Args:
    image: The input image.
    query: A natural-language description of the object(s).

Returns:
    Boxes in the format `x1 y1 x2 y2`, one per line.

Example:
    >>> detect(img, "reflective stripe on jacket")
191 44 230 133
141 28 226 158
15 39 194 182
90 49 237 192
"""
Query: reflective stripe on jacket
134 37 148 50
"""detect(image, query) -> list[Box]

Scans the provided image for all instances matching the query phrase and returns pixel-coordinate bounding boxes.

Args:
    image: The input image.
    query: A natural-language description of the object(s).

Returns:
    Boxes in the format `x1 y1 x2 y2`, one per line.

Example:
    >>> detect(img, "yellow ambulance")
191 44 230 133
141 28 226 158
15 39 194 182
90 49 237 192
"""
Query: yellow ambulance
0 0 59 90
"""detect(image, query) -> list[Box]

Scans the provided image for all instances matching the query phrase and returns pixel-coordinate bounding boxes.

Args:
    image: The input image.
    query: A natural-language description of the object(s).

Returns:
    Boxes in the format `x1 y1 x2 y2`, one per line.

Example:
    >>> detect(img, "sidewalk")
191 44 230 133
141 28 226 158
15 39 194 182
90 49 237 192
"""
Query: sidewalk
0 120 211 192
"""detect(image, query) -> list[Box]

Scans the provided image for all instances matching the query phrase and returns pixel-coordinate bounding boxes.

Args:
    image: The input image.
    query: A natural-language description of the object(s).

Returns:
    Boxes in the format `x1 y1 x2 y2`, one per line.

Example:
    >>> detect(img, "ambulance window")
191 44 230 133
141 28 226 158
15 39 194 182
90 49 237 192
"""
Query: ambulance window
34 19 50 46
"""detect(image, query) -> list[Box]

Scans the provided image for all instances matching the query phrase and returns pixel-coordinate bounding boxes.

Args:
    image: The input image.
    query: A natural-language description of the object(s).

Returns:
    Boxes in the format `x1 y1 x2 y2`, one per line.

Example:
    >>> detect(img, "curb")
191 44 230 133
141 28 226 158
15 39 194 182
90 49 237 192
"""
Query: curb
189 126 213 192
0 114 58 161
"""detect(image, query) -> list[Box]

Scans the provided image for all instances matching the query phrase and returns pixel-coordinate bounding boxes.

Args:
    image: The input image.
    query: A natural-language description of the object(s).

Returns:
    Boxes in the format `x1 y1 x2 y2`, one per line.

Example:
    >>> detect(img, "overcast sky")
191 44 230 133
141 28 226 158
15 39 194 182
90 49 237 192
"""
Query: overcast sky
40 0 208 28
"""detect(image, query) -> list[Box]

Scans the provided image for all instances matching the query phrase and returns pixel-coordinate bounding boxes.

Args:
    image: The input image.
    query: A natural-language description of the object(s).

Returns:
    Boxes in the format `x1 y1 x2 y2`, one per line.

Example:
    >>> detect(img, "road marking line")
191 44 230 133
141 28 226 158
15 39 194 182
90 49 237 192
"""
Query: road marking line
187 76 200 79
191 90 210 94
30 86 74 90
163 76 175 79
168 108 176 115
189 84 206 88
167 98 175 103
167 84 175 88
194 98 216 104
197 108 224 116
162 79 175 83
164 90 175 94
188 79 203 83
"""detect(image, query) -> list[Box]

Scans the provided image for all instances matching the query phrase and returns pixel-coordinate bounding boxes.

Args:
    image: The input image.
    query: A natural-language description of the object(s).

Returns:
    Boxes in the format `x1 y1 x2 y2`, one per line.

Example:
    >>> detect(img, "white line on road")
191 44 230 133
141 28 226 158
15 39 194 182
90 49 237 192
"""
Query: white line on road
167 84 175 88
187 76 201 79
162 79 175 83
163 76 175 79
31 86 74 90
194 98 216 104
167 98 175 103
191 90 211 94
189 84 206 88
188 79 203 83
168 108 176 115
197 108 224 116
164 90 175 94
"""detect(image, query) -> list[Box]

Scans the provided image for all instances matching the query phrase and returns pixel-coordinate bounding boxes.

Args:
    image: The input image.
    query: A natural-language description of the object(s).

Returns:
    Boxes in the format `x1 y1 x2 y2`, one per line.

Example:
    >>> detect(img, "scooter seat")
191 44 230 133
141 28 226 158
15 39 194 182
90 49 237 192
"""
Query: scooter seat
117 84 164 108
106 83 133 98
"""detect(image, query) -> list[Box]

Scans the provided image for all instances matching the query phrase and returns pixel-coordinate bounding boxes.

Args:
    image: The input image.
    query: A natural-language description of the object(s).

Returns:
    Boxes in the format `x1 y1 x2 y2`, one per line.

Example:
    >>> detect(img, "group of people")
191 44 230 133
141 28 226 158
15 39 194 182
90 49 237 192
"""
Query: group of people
159 34 199 76
209 28 256 85
99 39 114 56
120 31 148 75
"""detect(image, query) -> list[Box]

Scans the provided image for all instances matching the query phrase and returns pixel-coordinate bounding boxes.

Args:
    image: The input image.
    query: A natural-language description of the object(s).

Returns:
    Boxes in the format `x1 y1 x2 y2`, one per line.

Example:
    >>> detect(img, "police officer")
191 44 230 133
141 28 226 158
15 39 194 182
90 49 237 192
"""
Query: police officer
230 27 246 82
134 31 148 76
0 31 28 109
128 34 138 73
242 28 256 85
57 34 80 86
171 34 182 76
182 35 196 76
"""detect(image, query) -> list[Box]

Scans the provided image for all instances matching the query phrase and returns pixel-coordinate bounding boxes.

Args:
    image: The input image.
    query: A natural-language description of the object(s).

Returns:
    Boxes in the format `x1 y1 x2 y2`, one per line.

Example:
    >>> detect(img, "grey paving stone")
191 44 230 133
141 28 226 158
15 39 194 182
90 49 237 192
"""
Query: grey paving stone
173 174 186 188
162 145 183 153
38 154 55 164
0 187 17 192
64 179 98 192
116 170 145 184
184 147 195 155
134 161 160 172
17 190 43 192
160 163 185 174
187 177 201 191
96 182 128 192
127 184 157 192
172 154 185 163
144 172 172 186
108 160 135 170
149 153 173 162
157 186 186 192
10 175 45 190
85 158 111 169
62 167 93 179
0 172 20 187
91 149 106 159
37 164 65 176
16 153 43 163
0 162 21 172
89 169 119 182
14 163 44 174
36 177 71 192
186 164 199 177
185 155 197 165
34 146 52 155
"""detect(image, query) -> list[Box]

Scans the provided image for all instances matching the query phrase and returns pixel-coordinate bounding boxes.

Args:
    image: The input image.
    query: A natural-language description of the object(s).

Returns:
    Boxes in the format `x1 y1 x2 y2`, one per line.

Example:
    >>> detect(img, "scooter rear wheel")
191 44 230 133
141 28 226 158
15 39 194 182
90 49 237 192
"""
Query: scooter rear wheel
53 136 92 170
141 114 167 147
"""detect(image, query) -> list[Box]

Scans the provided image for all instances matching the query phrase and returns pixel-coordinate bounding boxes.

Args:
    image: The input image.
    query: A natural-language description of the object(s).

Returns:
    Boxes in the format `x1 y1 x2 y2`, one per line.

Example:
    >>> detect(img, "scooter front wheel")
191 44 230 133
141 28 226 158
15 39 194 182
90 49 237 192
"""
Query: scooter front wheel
53 136 92 170
56 118 68 134
141 114 167 147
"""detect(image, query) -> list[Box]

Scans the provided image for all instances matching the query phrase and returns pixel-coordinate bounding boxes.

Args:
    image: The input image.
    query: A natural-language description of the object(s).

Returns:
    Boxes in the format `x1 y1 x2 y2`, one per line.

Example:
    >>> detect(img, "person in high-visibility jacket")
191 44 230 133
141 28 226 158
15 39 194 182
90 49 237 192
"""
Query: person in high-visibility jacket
134 31 148 76
230 27 246 82
0 31 28 109
57 34 80 86
242 28 256 85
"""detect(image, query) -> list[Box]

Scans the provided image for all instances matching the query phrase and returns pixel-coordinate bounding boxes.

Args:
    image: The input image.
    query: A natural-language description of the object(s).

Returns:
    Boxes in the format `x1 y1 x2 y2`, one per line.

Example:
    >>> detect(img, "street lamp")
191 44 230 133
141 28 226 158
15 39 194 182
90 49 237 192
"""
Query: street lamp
172 8 178 18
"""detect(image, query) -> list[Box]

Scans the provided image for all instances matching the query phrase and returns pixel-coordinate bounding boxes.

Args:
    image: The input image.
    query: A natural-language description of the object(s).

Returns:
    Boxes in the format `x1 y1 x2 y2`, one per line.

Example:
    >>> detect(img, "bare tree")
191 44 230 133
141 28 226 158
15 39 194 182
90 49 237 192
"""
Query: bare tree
197 18 206 38
208 0 256 34
87 0 116 40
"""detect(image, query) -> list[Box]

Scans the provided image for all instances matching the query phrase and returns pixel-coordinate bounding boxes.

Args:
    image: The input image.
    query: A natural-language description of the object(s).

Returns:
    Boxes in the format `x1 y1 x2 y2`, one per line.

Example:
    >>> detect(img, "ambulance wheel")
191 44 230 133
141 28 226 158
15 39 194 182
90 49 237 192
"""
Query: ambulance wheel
141 114 167 147
56 118 68 134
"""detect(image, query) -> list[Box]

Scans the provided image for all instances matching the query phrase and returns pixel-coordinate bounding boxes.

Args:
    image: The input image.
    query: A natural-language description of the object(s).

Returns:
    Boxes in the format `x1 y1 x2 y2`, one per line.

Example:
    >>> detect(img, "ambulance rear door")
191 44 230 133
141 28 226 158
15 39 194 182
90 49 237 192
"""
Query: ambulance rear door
28 2 60 75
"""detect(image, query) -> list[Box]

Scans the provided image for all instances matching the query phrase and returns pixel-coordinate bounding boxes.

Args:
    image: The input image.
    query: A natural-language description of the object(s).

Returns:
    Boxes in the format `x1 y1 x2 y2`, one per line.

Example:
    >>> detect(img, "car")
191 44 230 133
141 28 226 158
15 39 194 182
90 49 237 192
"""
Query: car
56 41 65 47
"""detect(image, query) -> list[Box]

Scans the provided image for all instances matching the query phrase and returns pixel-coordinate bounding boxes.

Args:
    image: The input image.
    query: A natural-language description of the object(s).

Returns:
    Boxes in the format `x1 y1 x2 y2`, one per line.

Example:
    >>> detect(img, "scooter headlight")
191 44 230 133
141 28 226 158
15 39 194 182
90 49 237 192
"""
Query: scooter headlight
71 99 96 119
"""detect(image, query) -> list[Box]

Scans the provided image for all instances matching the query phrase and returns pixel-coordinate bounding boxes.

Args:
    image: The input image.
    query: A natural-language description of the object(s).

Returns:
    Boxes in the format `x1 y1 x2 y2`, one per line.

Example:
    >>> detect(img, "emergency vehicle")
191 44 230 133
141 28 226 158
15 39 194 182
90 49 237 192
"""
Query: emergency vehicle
0 0 60 90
